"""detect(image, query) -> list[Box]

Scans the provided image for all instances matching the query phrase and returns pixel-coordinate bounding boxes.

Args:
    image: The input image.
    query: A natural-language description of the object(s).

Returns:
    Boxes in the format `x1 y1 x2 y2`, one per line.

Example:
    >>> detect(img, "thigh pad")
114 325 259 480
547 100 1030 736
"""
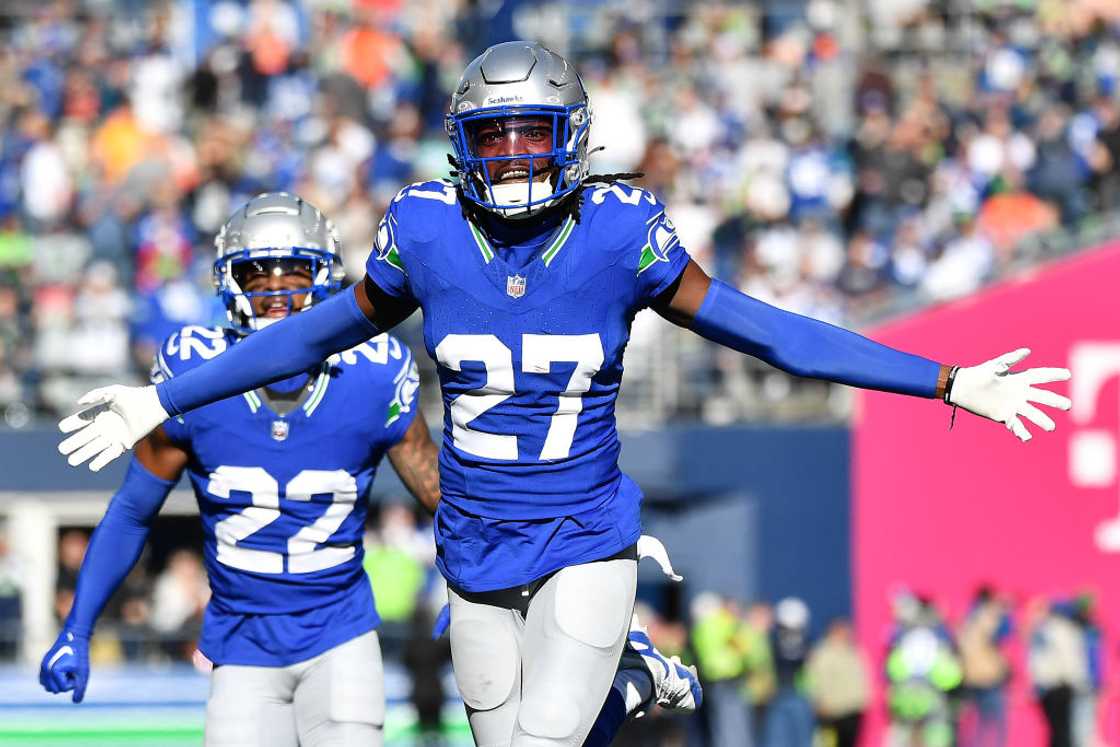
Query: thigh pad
450 601 520 712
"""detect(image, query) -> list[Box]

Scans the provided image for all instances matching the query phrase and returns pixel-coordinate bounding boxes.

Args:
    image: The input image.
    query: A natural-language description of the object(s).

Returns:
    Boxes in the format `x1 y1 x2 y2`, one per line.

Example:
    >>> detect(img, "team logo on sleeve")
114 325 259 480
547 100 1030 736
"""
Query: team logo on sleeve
638 212 680 275
375 215 404 273
506 274 527 298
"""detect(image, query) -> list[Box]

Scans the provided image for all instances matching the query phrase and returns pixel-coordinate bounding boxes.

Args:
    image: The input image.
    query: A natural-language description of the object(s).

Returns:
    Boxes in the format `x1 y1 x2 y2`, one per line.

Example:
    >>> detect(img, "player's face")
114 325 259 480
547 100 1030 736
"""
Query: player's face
234 258 314 320
469 116 555 184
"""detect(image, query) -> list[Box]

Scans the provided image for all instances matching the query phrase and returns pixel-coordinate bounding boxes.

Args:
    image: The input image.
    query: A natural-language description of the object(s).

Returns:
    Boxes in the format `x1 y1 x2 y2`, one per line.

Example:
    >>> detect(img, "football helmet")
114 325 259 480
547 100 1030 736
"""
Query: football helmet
213 193 344 334
447 41 592 219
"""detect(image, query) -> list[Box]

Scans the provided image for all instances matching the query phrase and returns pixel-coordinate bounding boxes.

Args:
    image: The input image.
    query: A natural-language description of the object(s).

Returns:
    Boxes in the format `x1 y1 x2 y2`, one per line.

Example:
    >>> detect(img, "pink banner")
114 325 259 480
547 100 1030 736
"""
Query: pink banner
854 242 1120 746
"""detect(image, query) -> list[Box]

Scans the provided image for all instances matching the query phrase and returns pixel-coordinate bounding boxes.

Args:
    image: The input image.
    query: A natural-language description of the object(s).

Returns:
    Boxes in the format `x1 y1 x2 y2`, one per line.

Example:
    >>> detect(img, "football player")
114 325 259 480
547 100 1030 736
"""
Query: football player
41 193 435 746
42 191 698 747
58 43 1069 747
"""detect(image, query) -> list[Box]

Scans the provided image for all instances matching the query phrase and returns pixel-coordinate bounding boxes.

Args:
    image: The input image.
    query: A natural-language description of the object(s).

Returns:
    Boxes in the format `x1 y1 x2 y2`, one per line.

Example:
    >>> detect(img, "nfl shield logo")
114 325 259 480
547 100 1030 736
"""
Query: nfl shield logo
506 274 526 298
270 419 289 442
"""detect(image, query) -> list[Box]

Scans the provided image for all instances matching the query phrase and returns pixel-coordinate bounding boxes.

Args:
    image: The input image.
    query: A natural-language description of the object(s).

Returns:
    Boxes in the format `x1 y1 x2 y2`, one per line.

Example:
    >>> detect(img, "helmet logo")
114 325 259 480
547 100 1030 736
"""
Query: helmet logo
506 274 527 298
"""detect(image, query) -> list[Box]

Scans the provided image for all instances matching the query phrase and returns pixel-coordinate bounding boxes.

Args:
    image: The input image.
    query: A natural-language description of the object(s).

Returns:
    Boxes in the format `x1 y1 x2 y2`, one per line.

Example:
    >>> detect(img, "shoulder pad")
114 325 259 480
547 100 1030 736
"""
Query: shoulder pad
583 181 660 213
327 334 419 426
388 180 459 245
151 326 231 383
580 183 672 261
327 333 408 371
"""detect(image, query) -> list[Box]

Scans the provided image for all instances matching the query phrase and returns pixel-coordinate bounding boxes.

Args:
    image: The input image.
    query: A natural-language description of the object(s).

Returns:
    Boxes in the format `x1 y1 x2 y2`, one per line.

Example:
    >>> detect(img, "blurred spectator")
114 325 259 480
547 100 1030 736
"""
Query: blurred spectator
958 586 1012 747
690 592 756 747
1029 597 1088 747
363 501 435 656
404 604 452 745
54 528 89 621
1070 594 1102 747
760 597 814 747
805 617 870 747
743 601 777 739
149 548 208 659
0 528 21 660
885 592 962 747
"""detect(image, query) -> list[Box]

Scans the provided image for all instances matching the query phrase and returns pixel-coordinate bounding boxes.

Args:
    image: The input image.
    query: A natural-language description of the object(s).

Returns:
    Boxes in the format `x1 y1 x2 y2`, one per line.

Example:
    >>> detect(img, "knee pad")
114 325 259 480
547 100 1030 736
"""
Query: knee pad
552 562 631 649
451 614 519 711
516 692 581 742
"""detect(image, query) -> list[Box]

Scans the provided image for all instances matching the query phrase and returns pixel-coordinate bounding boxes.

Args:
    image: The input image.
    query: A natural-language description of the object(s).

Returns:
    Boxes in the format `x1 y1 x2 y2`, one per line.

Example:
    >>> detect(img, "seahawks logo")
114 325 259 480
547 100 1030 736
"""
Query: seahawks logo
638 213 680 274
376 216 404 273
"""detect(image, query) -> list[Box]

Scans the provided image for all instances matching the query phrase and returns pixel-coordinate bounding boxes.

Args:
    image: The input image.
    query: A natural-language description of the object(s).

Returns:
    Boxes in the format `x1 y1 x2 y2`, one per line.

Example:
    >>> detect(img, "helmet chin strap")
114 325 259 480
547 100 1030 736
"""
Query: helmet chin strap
253 316 283 331
488 179 557 219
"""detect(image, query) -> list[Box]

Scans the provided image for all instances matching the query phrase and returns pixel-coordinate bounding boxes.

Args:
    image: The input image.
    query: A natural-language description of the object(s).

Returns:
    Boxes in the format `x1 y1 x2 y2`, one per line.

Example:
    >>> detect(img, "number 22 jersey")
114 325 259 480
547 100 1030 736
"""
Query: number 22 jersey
152 327 419 666
366 180 690 592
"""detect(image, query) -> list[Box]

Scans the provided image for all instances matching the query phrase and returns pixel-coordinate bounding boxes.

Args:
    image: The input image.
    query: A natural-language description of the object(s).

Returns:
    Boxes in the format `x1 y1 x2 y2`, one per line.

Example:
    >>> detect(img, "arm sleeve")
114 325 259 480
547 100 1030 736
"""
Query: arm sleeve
156 287 380 416
692 279 942 397
65 458 177 637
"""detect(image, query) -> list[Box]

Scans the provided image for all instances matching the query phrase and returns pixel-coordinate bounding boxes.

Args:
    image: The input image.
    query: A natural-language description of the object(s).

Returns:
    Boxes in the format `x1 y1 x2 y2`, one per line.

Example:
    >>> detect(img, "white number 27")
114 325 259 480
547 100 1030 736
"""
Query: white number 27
208 466 359 574
434 333 604 461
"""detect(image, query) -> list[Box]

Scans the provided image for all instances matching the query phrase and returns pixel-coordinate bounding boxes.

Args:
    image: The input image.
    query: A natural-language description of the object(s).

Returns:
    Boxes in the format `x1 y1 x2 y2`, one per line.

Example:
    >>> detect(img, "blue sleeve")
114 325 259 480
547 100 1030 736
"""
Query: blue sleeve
635 204 690 306
65 458 177 637
382 344 420 446
156 287 380 416
692 279 942 397
365 203 415 302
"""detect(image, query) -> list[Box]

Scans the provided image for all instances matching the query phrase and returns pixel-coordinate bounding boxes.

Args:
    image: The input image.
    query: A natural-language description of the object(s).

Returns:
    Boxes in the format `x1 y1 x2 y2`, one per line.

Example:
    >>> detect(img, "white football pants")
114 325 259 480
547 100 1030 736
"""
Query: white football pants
449 556 638 747
204 630 384 747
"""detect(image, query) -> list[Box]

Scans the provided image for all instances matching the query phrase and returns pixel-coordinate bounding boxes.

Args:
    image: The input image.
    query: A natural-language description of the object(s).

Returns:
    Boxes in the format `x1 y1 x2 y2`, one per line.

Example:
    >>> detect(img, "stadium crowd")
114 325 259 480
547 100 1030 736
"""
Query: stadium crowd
0 0 1118 426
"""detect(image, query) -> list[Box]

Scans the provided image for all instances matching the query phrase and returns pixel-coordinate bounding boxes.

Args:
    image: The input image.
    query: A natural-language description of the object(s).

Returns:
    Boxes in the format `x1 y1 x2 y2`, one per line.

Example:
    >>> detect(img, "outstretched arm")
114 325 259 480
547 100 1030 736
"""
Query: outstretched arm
41 428 186 701
653 261 1071 440
60 278 417 471
387 415 441 514
158 278 413 416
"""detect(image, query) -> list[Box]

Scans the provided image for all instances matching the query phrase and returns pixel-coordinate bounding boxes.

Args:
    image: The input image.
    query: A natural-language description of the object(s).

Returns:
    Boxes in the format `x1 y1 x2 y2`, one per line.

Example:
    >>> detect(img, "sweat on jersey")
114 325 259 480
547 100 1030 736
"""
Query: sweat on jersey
152 326 418 666
365 180 689 592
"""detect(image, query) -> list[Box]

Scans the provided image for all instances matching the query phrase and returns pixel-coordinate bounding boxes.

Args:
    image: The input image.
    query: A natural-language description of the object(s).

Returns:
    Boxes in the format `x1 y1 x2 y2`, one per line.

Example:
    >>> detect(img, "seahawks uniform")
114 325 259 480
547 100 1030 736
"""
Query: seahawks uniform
153 325 418 744
366 179 689 745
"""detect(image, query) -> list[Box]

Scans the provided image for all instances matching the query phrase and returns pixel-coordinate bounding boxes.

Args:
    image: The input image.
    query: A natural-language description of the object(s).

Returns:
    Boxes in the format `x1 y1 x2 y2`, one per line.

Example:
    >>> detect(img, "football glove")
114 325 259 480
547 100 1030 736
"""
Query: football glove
39 630 90 703
947 348 1071 442
58 385 169 471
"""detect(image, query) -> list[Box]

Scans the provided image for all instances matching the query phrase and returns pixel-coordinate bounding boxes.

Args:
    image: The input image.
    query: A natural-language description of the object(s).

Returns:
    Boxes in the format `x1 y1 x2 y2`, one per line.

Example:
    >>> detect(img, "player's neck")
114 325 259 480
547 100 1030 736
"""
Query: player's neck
259 372 314 415
474 205 567 250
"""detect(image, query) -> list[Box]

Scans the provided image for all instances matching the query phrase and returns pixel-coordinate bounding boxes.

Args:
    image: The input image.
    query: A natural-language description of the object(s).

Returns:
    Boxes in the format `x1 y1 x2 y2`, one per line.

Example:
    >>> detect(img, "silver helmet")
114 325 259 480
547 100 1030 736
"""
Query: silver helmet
213 192 344 333
446 41 592 219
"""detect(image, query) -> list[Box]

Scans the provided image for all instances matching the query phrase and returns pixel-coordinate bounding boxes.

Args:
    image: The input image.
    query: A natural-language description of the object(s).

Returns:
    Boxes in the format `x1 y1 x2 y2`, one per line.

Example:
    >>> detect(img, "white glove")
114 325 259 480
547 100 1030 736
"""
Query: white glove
948 348 1071 442
58 385 169 471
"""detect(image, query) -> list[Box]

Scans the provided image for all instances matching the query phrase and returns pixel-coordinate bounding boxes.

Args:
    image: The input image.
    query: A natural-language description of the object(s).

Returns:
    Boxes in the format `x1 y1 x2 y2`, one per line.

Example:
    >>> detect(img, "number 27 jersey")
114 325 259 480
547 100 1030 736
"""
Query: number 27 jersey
366 180 689 520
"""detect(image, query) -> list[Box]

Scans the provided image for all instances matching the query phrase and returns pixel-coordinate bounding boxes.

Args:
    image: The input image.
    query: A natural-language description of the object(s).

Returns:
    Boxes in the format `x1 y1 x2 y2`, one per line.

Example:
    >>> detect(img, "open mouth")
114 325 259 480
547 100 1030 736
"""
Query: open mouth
494 163 553 184
262 299 291 317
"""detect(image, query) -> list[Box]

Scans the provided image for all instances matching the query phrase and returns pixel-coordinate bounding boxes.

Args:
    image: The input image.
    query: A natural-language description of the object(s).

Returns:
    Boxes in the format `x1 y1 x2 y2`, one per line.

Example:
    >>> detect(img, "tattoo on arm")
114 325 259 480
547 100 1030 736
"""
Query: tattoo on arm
388 416 440 514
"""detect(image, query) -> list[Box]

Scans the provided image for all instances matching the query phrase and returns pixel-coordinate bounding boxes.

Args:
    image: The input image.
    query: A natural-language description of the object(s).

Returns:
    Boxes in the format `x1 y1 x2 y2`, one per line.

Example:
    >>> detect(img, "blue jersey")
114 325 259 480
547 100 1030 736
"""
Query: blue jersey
152 325 418 666
366 180 689 591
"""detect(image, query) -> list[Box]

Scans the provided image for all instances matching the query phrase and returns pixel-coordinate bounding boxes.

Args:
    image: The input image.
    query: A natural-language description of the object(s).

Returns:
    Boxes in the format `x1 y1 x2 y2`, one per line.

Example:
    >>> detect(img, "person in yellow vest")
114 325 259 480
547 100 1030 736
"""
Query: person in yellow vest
886 593 962 747
691 592 765 747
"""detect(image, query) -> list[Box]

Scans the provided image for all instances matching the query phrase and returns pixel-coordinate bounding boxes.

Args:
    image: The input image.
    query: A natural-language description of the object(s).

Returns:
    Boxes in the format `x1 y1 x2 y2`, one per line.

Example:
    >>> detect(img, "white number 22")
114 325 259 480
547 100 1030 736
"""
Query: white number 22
434 333 604 461
208 466 359 574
